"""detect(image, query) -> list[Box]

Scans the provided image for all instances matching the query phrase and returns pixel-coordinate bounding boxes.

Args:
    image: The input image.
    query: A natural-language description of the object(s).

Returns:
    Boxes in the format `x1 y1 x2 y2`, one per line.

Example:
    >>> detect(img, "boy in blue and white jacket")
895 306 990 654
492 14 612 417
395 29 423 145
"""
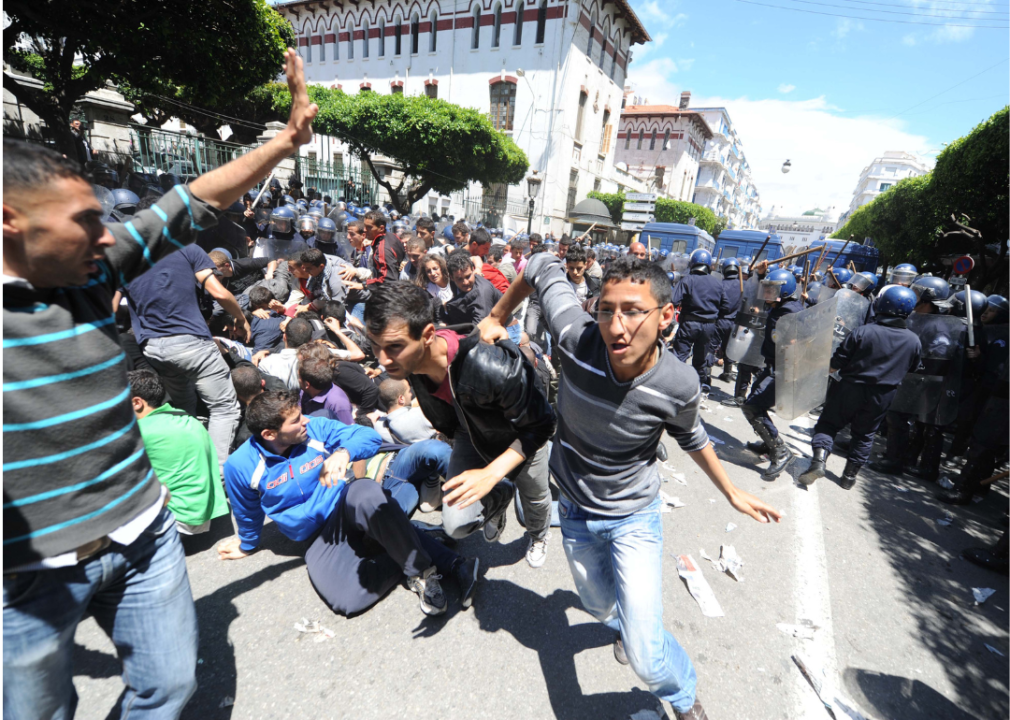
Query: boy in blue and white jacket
219 391 476 617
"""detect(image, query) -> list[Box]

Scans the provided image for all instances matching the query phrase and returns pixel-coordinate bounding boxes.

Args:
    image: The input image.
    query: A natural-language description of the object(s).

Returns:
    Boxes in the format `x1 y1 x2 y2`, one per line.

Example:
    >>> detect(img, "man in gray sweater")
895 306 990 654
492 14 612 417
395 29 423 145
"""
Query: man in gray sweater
479 255 781 720
2 49 319 719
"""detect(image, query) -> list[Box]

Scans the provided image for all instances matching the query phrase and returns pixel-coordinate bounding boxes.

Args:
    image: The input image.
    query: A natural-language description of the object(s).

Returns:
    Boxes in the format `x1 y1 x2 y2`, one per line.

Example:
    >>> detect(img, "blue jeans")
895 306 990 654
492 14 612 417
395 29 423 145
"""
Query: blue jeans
381 440 451 516
3 508 198 720
558 495 697 712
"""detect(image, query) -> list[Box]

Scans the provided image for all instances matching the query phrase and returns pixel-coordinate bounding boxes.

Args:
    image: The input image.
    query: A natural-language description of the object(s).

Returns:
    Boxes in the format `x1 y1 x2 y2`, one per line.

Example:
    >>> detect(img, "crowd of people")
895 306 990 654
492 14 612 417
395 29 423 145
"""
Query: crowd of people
4 50 1007 720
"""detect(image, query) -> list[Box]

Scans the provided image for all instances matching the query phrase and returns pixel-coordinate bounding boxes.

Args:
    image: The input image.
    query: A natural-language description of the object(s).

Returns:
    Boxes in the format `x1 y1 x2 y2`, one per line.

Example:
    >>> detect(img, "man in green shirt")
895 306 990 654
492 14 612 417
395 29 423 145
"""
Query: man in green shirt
129 370 230 534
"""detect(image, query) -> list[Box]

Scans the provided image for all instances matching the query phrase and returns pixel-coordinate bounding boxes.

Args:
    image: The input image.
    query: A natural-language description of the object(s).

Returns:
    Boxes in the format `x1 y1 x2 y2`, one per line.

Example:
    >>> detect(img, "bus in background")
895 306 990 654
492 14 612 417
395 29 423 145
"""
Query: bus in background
714 229 784 263
640 223 716 256
808 238 880 273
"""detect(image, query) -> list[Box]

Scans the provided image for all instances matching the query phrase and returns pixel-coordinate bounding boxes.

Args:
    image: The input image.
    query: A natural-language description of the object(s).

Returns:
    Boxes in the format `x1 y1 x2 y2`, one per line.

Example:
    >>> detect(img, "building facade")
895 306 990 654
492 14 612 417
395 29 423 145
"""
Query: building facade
690 107 762 229
758 207 840 250
276 0 650 234
845 150 930 218
613 92 712 201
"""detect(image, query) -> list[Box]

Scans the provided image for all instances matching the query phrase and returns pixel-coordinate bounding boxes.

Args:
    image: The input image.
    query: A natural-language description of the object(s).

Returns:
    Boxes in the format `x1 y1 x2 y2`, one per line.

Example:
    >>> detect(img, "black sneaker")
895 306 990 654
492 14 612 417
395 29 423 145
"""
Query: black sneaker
451 557 480 609
483 506 508 543
406 567 447 616
721 397 745 408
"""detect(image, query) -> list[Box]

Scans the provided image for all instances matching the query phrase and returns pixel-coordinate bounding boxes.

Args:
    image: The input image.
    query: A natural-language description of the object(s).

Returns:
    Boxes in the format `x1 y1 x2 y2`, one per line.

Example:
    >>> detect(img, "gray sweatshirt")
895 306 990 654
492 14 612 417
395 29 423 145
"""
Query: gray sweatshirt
523 254 710 516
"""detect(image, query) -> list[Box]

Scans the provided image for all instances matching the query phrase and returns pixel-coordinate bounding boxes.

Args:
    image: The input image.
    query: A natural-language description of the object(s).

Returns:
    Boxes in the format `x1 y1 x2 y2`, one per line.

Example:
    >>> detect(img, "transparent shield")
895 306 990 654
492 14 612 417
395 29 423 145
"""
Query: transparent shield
710 271 725 282
672 254 689 273
832 288 869 352
890 314 967 425
774 297 838 421
725 276 768 367
810 284 836 305
92 184 115 220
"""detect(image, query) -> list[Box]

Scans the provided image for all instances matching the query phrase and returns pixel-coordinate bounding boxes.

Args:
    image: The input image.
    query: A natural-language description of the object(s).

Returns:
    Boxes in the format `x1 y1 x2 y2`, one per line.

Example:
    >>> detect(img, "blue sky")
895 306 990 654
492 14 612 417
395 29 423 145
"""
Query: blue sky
625 0 1009 216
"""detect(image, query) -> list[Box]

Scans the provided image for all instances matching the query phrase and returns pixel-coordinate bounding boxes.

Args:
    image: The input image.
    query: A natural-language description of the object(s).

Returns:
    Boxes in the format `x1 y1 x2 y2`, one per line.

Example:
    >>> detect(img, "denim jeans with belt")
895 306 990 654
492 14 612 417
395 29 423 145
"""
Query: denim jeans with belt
380 439 451 516
559 494 698 713
3 507 198 720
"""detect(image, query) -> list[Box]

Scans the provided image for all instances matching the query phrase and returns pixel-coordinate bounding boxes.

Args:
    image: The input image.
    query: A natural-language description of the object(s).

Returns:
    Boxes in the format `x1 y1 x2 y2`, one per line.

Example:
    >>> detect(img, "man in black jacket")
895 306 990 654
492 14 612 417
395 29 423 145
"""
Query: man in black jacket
365 282 558 568
440 249 503 327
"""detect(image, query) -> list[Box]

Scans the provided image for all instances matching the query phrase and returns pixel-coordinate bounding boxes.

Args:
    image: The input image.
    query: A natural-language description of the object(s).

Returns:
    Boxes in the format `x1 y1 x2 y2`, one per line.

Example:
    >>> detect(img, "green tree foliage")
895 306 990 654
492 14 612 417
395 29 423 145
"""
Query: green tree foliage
3 0 292 155
587 191 625 224
834 106 1008 287
654 198 719 236
271 86 528 214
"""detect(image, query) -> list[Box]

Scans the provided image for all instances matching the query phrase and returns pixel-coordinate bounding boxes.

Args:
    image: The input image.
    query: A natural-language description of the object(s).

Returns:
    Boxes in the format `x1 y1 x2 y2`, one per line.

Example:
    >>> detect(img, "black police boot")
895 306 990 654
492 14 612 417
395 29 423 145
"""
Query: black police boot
839 460 862 490
799 448 828 486
962 533 1008 575
938 458 982 505
762 436 794 481
718 361 736 381
746 440 769 454
868 457 903 475
722 396 746 408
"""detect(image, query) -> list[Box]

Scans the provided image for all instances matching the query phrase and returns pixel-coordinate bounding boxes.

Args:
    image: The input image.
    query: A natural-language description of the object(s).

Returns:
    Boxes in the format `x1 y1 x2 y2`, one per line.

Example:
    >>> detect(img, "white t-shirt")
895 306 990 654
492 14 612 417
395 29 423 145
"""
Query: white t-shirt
428 281 454 304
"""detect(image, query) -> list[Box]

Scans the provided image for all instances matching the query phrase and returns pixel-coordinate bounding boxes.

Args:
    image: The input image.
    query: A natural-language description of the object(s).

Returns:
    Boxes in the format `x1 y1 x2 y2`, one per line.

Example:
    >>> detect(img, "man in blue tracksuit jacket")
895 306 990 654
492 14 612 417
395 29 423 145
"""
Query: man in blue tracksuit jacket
220 391 476 617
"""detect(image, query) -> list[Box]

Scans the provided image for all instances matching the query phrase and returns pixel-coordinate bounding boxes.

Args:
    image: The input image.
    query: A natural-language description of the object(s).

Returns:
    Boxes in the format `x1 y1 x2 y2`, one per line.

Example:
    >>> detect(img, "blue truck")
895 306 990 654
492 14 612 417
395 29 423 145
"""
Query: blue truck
713 230 784 263
640 223 716 255
806 239 880 273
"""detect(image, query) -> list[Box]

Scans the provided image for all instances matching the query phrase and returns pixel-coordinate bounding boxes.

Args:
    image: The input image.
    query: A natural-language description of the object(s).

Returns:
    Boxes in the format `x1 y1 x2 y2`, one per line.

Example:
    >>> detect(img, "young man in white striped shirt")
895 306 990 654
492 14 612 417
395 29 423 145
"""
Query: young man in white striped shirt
479 255 781 720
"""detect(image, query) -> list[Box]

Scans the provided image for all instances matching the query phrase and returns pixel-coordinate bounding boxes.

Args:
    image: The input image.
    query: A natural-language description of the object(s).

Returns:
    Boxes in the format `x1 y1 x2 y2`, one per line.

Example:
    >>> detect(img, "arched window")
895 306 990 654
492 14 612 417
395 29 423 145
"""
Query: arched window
411 14 420 54
378 19 386 57
587 9 596 57
624 128 631 150
347 23 355 59
637 129 644 150
610 34 620 80
649 129 657 151
430 12 438 52
514 1 525 45
472 7 481 48
599 18 609 68
362 20 369 58
394 16 402 55
331 26 339 60
662 128 671 150
304 34 312 62
492 3 502 48
489 80 517 130
535 0 547 44
575 89 588 141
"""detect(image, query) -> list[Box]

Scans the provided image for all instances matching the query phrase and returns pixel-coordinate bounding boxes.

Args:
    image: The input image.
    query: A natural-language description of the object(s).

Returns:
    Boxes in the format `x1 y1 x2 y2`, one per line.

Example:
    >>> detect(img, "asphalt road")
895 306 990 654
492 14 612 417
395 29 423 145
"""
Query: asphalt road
71 377 1009 720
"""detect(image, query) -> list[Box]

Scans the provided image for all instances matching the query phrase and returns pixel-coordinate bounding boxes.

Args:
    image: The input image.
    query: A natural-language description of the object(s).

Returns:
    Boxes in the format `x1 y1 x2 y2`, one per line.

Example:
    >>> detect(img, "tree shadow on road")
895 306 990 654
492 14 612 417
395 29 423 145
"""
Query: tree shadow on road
843 668 981 720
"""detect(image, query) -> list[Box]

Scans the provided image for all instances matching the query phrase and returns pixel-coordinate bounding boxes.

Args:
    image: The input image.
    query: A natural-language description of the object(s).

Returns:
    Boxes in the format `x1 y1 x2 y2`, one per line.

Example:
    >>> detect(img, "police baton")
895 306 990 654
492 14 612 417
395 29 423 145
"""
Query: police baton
251 171 276 208
965 283 976 347
981 470 1009 487
748 235 772 274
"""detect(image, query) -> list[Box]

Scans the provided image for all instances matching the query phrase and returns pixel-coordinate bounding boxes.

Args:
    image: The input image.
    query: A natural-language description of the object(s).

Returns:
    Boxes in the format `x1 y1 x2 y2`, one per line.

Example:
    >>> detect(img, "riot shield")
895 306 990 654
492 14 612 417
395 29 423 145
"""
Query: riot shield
774 297 837 421
889 314 967 425
725 276 767 368
710 271 725 282
809 284 836 306
831 288 869 352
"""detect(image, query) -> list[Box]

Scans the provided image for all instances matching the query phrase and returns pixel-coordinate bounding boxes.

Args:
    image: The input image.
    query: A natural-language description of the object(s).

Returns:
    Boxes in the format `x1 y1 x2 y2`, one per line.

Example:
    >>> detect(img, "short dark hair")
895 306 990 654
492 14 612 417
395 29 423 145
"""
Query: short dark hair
452 220 470 238
127 369 166 408
320 300 346 324
602 257 672 306
246 391 300 439
415 217 435 233
347 219 364 232
298 356 333 391
587 248 596 260
405 236 426 253
365 281 436 340
300 247 325 268
247 286 276 310
508 238 524 252
446 249 475 277
364 210 388 228
378 378 409 408
529 243 549 255
4 138 85 198
469 228 491 247
566 245 588 264
528 233 542 245
285 318 314 348
559 235 573 247
231 365 264 400
488 245 506 262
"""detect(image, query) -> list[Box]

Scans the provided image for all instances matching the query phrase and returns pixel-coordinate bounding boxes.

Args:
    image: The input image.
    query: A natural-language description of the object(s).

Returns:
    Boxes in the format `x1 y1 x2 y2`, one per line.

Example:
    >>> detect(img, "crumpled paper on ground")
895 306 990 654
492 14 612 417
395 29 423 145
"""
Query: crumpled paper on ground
973 587 996 605
294 618 335 643
659 490 686 513
700 545 745 581
676 554 724 618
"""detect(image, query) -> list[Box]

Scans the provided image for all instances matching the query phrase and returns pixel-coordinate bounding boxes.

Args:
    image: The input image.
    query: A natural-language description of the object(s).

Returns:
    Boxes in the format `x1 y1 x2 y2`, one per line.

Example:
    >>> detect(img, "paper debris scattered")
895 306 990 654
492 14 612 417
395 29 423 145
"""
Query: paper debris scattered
719 545 745 581
726 522 737 533
709 498 717 503
672 472 687 485
972 496 984 504
700 548 714 561
219 697 235 708
938 476 956 490
793 653 871 720
709 437 725 445
676 554 724 618
937 512 954 527
973 587 996 605
985 643 1005 657
777 623 816 640
723 417 735 423
660 490 686 509
294 617 335 642
895 486 909 493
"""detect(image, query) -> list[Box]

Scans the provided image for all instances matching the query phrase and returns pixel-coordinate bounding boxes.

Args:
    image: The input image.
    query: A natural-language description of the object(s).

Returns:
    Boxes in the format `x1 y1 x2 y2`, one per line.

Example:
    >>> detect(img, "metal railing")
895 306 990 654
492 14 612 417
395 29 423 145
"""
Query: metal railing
129 125 251 177
459 189 529 227
292 157 378 206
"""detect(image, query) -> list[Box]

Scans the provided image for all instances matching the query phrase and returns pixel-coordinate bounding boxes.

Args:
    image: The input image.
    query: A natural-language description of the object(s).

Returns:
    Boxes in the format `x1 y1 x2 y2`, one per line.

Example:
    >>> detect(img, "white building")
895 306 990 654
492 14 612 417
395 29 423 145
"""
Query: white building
690 107 762 229
846 150 930 217
758 206 840 250
275 0 650 235
613 92 712 201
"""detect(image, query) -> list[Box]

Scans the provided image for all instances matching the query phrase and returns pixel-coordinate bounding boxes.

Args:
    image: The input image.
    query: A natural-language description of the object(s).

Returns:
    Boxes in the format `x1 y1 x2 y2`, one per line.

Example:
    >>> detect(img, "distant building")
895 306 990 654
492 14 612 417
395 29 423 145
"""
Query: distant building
846 150 930 217
614 92 712 201
691 107 762 229
759 206 840 249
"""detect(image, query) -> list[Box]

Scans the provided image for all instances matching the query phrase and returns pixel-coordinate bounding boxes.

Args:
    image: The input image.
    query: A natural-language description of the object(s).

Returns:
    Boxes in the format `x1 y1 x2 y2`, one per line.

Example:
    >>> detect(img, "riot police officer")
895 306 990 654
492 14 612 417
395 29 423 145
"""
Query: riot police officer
714 257 743 383
799 286 922 490
671 248 725 394
298 215 318 246
741 267 804 480
888 263 917 287
254 205 308 260
314 217 340 256
109 188 140 221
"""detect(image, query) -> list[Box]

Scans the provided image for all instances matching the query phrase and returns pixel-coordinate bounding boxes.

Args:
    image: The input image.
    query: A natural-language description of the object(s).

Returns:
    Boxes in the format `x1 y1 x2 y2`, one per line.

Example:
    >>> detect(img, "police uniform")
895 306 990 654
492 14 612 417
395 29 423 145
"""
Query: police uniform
711 275 743 377
671 273 724 392
742 298 804 438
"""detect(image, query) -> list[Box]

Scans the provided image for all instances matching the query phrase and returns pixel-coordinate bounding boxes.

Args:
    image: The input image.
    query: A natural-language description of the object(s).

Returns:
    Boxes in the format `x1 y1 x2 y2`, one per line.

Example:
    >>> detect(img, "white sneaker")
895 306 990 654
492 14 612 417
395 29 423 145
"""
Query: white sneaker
525 531 552 568
418 481 442 513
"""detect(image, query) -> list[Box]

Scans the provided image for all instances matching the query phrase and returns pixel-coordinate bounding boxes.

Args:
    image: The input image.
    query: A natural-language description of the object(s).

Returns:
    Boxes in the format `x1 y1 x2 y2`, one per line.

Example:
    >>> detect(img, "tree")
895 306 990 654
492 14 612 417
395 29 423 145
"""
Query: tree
587 191 625 225
270 87 527 214
654 198 719 236
3 0 293 156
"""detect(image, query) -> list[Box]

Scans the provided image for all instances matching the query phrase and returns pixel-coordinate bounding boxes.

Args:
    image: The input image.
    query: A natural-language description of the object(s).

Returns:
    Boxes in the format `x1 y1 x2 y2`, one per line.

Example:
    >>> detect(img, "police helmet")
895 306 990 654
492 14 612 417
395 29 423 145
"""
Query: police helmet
90 163 119 190
667 272 676 284
335 201 347 213
689 248 713 273
110 188 140 216
826 267 853 288
949 290 989 320
297 215 318 235
873 285 917 318
888 263 918 286
760 268 797 301
283 194 296 207
910 275 949 305
788 264 804 279
224 199 246 219
308 208 325 222
270 205 297 235
984 295 1009 323
392 220 407 235
848 271 878 294
721 257 741 277
316 217 337 243
91 184 115 221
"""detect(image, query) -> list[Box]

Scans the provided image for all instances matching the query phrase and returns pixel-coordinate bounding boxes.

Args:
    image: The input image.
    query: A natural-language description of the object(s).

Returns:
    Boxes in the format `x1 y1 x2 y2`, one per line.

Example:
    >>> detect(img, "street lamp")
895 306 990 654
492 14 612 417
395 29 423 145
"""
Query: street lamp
526 170 541 235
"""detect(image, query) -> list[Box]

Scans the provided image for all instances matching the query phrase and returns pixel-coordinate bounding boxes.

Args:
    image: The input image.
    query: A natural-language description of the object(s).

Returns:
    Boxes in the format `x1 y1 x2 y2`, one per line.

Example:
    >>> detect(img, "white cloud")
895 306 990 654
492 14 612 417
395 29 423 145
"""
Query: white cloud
636 1 688 30
902 33 917 46
928 24 974 43
778 83 796 94
832 18 864 38
678 58 695 72
626 59 934 217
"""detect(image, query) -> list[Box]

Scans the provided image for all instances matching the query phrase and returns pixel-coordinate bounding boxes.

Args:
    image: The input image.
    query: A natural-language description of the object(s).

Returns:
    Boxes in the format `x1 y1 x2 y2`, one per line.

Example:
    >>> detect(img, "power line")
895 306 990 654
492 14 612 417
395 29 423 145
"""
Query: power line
727 0 1009 26
883 57 1009 120
840 0 1009 9
785 0 1009 20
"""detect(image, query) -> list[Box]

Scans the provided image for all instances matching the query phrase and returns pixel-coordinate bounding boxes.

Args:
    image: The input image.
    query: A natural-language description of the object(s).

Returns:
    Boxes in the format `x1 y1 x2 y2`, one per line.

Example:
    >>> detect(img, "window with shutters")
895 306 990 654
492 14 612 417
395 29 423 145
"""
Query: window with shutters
587 10 596 57
347 25 354 59
362 21 369 58
662 128 671 151
601 125 613 155
378 20 385 56
637 130 644 150
472 7 481 48
395 17 402 55
319 38 325 62
430 12 438 51
567 169 579 215
535 0 547 43
514 2 524 45
649 129 657 151
624 129 631 150
489 81 517 131
575 90 587 143
411 14 420 54
425 83 438 99
492 3 502 47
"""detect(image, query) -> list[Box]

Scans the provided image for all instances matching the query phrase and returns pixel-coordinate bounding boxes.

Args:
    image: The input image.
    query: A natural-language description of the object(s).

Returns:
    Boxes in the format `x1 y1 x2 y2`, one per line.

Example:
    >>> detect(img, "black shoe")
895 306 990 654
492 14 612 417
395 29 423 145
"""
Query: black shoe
962 547 1009 574
722 397 745 408
762 437 794 480
613 634 629 665
745 440 769 455
451 557 480 609
937 488 973 506
867 458 902 475
675 699 710 720
839 460 862 490
799 448 828 486
909 465 938 482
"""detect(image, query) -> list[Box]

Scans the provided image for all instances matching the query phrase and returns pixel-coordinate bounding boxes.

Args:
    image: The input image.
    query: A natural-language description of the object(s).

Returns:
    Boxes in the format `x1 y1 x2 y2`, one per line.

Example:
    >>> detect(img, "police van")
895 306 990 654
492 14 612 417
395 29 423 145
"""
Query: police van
807 239 880 273
713 229 784 262
639 223 716 255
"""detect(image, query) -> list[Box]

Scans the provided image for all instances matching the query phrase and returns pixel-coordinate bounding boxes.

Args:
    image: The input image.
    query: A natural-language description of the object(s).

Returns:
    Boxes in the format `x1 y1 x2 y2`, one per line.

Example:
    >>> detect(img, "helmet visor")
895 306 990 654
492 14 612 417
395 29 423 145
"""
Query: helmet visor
889 269 916 286
298 217 318 233
271 214 293 234
760 279 786 302
850 274 872 292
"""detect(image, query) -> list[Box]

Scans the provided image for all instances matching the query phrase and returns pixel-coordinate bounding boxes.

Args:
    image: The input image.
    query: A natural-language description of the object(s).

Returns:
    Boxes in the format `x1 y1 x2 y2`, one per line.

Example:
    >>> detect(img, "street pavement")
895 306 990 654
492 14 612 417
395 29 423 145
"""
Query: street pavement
71 377 1009 720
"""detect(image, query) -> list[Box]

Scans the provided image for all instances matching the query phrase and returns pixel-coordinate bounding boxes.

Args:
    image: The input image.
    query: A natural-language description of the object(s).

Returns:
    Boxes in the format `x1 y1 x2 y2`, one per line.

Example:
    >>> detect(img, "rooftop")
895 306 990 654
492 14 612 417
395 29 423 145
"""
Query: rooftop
621 105 713 139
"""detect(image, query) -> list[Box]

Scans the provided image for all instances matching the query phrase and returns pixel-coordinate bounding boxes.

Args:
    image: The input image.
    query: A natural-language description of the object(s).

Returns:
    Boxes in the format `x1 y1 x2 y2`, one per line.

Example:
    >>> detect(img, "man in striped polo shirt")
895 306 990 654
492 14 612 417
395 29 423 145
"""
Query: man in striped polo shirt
479 255 782 720
2 49 318 719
